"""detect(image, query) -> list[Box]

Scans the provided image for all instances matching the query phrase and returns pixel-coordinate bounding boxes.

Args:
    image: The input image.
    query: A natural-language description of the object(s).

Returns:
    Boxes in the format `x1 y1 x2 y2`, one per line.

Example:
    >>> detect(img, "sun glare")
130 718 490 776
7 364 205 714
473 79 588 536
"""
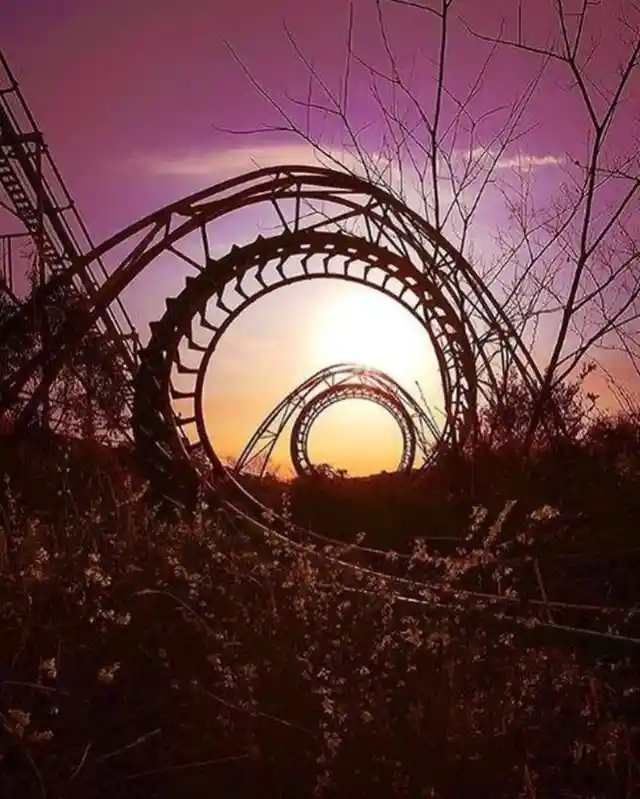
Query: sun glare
201 280 443 476
311 284 437 393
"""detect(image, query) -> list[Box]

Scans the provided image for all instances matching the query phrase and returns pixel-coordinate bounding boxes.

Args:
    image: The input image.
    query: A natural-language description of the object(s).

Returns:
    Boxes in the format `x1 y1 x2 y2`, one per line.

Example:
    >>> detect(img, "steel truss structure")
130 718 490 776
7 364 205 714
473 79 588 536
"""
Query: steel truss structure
1 163 543 506
1 53 638 652
0 49 543 578
0 50 139 429
0 51 138 359
235 364 439 478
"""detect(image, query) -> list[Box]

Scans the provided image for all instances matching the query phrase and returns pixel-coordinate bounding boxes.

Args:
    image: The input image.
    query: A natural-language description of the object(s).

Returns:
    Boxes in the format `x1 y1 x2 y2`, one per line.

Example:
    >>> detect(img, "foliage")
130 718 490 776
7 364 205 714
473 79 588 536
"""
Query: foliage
0 282 130 441
1 429 640 798
478 368 598 452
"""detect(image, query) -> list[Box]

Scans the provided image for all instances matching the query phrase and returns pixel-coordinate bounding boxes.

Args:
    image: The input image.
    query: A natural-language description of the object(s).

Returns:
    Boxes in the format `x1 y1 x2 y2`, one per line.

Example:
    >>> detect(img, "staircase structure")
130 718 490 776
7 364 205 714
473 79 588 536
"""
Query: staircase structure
0 49 139 369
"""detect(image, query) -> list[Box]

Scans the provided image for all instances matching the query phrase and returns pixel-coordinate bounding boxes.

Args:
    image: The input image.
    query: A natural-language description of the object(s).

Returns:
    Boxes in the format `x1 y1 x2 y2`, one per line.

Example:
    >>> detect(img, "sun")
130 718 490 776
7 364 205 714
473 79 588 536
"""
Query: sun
310 283 438 395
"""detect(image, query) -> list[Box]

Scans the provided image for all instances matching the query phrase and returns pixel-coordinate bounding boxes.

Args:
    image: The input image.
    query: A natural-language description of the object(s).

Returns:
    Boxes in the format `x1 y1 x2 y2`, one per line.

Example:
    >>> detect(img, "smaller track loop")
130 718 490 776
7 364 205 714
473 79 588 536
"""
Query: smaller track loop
234 364 438 478
290 383 416 475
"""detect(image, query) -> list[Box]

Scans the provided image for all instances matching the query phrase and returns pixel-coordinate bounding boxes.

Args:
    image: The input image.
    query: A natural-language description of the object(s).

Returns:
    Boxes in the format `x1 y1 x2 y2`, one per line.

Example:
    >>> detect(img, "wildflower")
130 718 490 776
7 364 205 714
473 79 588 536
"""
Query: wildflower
529 504 560 521
323 731 341 755
39 657 57 680
7 709 31 736
24 547 49 582
470 505 489 530
321 696 335 716
98 662 120 684
85 563 111 587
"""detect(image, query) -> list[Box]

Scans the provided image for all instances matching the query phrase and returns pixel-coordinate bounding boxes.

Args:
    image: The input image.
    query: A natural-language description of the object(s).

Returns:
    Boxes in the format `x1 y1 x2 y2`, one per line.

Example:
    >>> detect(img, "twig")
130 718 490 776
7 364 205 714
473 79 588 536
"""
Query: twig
532 558 555 626
202 688 317 738
23 745 46 799
0 681 69 696
114 753 251 783
135 588 216 636
93 728 161 764
68 743 92 783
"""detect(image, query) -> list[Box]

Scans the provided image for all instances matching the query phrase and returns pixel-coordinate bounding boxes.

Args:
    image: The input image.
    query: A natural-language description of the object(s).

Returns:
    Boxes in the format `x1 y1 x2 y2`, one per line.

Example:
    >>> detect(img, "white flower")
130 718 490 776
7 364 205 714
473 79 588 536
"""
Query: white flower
529 505 560 522
98 662 120 684
470 505 489 530
85 564 111 587
7 709 31 736
40 657 57 680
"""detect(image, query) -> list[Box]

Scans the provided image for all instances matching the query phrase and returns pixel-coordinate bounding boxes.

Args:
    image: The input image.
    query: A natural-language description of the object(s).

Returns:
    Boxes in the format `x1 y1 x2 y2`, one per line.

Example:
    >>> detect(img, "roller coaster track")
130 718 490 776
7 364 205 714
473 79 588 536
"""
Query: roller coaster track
0 50 138 370
234 364 440 478
0 56 634 651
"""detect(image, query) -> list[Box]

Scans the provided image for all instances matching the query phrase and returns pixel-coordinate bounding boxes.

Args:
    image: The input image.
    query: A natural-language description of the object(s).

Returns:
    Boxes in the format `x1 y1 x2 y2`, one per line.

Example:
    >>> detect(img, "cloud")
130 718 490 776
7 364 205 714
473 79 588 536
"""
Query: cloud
496 153 566 171
139 141 364 180
140 140 565 187
468 147 565 173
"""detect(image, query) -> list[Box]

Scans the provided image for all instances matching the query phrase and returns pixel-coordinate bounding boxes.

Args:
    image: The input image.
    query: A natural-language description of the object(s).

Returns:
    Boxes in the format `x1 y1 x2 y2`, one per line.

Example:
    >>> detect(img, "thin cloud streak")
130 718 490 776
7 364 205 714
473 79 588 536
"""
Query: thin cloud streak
137 143 358 179
469 147 566 172
138 142 566 180
496 153 566 171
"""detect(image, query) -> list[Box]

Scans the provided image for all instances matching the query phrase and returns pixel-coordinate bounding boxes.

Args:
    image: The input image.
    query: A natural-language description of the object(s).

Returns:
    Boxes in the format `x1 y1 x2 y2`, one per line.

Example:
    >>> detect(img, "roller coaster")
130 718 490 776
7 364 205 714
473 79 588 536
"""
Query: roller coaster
1 49 638 652
234 363 440 478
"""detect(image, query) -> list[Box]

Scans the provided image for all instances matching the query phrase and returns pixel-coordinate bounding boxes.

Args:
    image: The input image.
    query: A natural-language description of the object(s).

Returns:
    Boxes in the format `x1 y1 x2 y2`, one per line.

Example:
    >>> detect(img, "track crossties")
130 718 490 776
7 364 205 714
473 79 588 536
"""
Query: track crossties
1 165 540 522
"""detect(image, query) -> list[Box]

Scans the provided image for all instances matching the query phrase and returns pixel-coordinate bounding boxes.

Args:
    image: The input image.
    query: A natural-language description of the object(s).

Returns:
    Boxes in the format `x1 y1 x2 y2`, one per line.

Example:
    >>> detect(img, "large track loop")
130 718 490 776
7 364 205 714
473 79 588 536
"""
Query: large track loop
235 364 438 478
1 164 543 566
2 162 542 562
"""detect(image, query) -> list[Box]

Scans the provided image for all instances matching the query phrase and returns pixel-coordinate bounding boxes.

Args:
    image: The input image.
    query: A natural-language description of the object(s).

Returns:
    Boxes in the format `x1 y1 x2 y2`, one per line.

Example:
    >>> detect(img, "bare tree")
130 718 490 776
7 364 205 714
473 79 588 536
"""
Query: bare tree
223 1 545 256
0 276 130 442
468 0 640 438
221 0 640 441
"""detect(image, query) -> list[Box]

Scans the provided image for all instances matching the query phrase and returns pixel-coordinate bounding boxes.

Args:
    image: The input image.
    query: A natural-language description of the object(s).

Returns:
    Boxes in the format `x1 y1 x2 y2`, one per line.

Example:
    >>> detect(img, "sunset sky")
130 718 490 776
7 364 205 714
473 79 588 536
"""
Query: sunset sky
2 0 638 474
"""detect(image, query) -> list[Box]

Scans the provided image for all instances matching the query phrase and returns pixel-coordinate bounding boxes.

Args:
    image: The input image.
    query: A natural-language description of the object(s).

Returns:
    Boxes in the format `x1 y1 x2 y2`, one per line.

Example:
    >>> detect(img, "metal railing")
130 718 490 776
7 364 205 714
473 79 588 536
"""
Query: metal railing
0 50 139 369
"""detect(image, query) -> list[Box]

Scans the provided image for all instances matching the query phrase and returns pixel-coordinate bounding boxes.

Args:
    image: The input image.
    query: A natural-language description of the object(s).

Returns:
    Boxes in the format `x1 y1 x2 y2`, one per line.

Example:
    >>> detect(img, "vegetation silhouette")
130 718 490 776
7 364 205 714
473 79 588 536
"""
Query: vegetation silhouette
3 0 640 794
1 374 640 796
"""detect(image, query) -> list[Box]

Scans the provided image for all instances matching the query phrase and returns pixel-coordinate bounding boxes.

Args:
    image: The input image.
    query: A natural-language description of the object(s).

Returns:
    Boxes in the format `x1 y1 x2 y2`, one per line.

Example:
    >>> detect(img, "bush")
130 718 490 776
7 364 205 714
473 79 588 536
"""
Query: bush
1 434 639 798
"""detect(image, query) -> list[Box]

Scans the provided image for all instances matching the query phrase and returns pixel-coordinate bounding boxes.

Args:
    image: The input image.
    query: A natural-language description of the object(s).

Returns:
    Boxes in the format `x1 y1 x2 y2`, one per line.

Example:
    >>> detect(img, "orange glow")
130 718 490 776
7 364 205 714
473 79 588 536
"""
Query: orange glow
310 285 436 390
202 282 441 476
307 400 404 475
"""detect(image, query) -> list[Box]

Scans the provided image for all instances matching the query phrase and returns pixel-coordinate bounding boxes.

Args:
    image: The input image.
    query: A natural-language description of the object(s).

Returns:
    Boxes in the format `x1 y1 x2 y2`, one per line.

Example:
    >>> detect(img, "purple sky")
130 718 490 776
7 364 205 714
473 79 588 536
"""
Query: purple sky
3 0 574 235
3 0 638 472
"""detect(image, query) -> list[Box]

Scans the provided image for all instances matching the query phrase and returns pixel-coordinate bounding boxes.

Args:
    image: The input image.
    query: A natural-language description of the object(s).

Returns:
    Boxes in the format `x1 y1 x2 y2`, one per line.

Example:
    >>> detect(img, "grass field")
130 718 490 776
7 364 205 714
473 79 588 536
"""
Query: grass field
1 421 639 798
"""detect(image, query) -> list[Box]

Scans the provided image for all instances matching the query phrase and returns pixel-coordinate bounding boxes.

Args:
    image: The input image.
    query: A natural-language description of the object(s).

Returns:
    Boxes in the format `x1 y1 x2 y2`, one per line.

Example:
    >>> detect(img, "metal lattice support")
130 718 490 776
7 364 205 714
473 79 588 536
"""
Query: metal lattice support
0 165 542 519
0 50 139 376
291 383 416 475
235 364 438 478
0 50 141 435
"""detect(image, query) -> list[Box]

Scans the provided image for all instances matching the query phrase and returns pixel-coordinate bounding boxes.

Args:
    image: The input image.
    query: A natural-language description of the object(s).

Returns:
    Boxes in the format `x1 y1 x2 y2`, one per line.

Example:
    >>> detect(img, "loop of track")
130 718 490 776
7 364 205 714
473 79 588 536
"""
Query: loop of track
290 382 416 475
6 166 629 650
236 364 438 477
